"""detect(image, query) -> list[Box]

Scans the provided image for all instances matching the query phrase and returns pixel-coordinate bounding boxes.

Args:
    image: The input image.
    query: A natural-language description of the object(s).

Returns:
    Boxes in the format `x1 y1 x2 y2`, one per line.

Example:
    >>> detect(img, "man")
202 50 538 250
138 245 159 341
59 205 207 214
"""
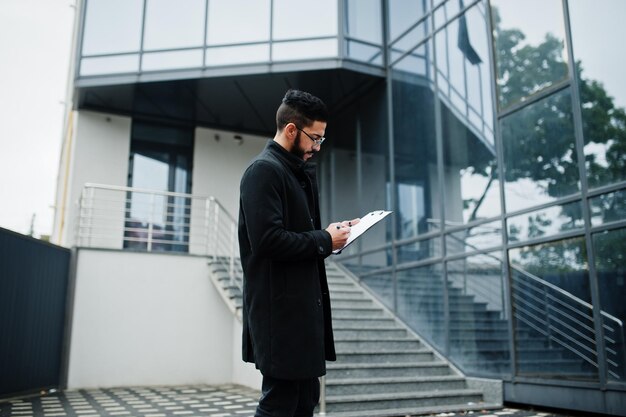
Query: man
238 89 358 417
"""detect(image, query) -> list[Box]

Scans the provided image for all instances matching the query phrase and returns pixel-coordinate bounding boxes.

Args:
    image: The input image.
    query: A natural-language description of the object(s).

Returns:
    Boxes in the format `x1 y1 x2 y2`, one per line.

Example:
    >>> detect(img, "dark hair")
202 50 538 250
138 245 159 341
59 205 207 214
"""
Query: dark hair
276 89 328 131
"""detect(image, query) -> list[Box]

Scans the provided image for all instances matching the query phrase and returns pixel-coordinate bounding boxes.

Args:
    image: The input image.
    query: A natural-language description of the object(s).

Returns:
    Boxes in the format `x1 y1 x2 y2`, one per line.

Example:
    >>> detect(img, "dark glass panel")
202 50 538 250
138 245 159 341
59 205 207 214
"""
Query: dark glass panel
448 252 510 376
509 238 598 380
392 41 439 240
592 227 626 381
446 220 502 255
396 237 441 265
341 247 394 309
396 263 445 347
501 89 580 212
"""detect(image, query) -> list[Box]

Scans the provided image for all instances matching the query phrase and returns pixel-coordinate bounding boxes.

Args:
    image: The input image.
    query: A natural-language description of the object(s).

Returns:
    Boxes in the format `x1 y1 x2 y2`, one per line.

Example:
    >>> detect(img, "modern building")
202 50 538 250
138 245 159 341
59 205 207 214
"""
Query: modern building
49 0 625 415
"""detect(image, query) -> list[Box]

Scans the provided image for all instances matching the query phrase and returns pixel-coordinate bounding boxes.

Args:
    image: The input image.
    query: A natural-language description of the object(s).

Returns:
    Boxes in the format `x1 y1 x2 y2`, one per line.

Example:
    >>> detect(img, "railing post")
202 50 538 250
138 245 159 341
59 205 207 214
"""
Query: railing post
87 186 96 248
147 192 154 252
213 202 220 258
204 198 211 258
229 222 236 288
319 376 326 415
542 285 553 348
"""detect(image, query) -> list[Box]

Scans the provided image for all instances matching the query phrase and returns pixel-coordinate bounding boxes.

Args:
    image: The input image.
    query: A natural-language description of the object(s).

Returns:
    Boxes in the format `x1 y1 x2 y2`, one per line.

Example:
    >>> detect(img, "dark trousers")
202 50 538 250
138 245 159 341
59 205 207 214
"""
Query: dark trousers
255 375 320 417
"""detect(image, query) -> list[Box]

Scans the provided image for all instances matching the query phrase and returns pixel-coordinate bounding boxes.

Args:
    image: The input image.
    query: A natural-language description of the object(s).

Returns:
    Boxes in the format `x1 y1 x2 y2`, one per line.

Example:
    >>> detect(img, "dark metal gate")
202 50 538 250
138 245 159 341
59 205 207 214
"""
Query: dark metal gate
0 227 71 398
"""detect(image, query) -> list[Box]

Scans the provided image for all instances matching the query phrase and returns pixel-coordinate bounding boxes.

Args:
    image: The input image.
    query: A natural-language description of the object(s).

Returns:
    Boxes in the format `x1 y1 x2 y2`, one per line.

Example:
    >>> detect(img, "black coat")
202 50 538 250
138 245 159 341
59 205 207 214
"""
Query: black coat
238 140 336 380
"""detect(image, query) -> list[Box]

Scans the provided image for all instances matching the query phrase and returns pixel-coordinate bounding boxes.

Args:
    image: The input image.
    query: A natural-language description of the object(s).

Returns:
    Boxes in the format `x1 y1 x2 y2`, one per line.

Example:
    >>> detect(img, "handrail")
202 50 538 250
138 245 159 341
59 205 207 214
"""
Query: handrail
511 265 623 328
76 184 242 293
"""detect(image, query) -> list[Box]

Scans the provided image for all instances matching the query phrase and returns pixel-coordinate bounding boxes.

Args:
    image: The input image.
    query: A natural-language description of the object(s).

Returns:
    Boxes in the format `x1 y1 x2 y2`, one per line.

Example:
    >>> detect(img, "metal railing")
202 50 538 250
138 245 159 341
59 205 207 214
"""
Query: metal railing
511 266 625 380
76 183 241 290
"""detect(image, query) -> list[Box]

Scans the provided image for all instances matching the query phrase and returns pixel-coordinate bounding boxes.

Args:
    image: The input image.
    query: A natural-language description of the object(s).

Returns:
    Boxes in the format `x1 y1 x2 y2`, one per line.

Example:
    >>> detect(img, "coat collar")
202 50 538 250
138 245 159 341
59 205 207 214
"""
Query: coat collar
266 140 317 176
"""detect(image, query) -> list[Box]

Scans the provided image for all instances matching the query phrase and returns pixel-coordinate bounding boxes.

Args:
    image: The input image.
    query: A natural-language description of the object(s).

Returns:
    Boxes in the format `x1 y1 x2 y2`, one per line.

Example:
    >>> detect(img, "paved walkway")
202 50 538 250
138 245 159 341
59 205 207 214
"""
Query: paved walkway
0 385 575 417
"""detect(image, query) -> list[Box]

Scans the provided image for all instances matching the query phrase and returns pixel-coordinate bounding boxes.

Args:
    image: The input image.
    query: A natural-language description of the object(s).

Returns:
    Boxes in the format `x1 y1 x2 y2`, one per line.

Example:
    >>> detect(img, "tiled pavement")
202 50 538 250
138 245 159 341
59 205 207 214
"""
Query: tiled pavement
0 385 574 417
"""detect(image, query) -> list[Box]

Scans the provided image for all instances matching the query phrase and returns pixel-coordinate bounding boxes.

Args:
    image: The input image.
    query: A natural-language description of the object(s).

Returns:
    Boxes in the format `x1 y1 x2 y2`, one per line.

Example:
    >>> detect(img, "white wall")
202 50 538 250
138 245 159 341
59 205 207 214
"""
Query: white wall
68 249 236 388
53 111 131 248
189 127 267 255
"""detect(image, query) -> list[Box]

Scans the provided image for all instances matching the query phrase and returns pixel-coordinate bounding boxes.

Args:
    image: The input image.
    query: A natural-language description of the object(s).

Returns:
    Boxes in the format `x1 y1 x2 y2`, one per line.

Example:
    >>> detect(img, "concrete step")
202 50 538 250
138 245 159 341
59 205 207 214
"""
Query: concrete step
335 348 434 363
319 402 501 417
324 389 484 413
332 309 389 319
334 338 421 351
332 318 398 328
326 361 453 378
333 328 408 339
331 299 376 308
326 375 467 396
330 292 369 300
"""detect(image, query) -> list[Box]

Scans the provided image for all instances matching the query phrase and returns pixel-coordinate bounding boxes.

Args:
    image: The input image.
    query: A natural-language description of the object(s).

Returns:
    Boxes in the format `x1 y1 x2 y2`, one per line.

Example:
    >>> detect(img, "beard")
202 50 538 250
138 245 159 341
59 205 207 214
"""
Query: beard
290 130 306 160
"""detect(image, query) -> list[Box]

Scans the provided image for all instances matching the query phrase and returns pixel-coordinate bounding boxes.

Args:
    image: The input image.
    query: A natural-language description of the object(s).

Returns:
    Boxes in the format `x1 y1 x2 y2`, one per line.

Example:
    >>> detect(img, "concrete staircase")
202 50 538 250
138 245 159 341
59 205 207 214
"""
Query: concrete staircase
208 258 502 416
323 262 500 416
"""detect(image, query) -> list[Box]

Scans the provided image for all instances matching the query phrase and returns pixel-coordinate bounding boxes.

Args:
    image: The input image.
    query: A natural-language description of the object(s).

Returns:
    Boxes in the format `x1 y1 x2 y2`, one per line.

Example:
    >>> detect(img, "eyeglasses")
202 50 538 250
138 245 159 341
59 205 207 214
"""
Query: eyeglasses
296 127 326 146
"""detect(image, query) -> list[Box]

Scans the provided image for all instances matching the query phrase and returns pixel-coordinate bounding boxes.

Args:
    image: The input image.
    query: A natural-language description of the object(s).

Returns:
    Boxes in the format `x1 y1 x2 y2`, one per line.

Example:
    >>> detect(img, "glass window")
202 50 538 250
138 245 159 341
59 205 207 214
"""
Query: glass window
389 19 430 65
207 0 270 45
490 0 568 109
396 263 445 347
346 0 381 44
592 227 626 381
509 238 598 380
205 44 270 66
396 237 441 265
448 252 510 376
80 55 140 76
82 0 143 55
433 0 461 30
346 41 383 65
392 41 438 240
125 122 193 253
143 0 205 50
569 0 626 189
388 0 429 42
441 98 500 224
272 39 338 61
501 89 580 213
341 247 394 309
272 0 337 40
391 41 433 81
508 201 584 243
142 50 203 71
589 189 626 227
446 220 502 255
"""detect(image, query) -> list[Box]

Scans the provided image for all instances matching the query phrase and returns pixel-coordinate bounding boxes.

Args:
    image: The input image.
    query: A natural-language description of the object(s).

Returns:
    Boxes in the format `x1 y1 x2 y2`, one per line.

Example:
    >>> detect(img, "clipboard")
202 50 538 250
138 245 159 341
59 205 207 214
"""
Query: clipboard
332 210 392 254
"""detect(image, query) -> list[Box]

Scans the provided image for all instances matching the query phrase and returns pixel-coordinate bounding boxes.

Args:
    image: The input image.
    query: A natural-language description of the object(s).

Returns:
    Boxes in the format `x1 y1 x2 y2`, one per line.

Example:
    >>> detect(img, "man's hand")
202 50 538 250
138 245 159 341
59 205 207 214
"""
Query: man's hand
325 218 360 251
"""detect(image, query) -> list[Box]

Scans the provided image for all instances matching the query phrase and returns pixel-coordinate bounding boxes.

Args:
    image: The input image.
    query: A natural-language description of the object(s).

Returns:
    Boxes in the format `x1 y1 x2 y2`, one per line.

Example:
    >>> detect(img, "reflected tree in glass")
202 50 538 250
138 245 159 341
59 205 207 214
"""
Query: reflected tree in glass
493 6 626 227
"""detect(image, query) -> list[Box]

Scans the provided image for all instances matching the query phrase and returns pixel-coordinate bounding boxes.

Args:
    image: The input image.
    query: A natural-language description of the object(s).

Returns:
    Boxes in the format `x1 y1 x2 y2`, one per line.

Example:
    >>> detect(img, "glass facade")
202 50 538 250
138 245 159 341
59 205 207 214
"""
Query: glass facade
74 0 626 405
328 0 626 389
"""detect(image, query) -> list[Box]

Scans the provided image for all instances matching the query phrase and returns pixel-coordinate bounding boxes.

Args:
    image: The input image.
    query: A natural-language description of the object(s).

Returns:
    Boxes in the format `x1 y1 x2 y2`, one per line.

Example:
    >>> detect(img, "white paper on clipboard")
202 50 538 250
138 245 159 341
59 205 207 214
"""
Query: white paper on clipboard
332 210 392 254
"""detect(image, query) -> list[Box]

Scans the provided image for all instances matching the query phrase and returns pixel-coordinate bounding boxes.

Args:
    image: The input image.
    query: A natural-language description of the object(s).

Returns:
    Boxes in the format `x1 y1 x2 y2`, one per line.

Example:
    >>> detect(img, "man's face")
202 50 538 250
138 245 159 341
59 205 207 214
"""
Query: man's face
291 120 327 161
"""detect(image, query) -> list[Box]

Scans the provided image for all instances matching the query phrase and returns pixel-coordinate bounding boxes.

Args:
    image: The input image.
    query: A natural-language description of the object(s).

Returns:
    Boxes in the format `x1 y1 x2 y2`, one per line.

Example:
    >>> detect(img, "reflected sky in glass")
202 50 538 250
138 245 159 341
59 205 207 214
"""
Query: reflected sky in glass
507 201 584 243
207 0 270 45
491 0 568 109
569 0 626 189
82 0 143 55
143 0 205 50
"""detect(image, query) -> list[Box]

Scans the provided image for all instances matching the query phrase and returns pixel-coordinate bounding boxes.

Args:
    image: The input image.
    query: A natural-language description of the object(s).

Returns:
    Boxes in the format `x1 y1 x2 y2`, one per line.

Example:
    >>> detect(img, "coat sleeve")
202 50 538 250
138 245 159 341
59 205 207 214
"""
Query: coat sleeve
240 160 332 261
